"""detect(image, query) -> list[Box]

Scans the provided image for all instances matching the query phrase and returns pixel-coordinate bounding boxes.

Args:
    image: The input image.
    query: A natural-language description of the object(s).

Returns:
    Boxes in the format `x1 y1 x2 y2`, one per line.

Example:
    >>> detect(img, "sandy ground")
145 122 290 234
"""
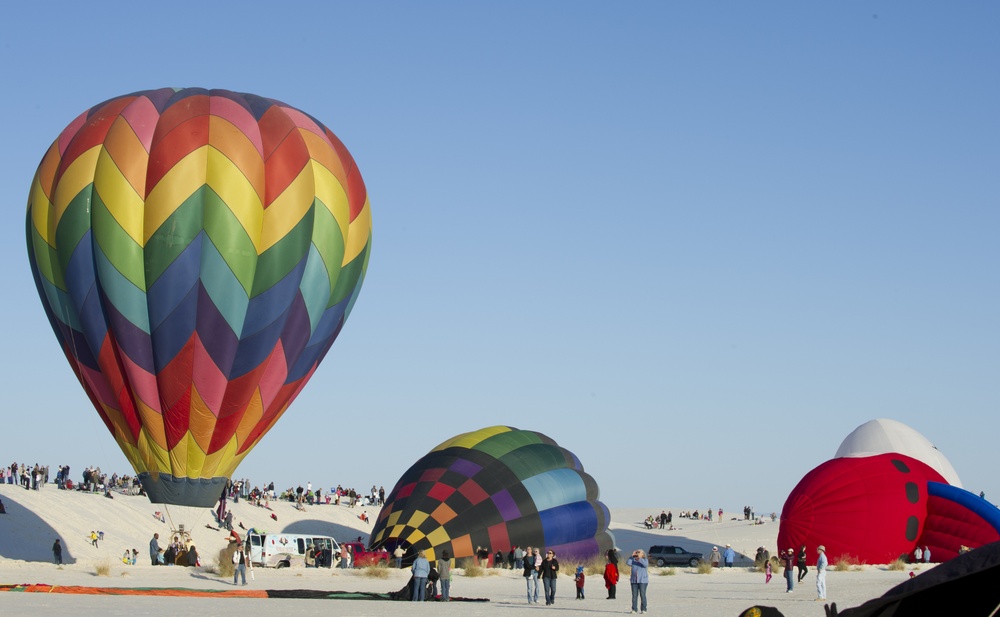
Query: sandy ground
0 486 929 617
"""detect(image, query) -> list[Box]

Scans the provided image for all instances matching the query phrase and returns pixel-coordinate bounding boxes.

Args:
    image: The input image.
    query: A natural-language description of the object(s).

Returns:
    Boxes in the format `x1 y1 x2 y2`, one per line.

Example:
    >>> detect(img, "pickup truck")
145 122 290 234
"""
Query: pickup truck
339 541 391 567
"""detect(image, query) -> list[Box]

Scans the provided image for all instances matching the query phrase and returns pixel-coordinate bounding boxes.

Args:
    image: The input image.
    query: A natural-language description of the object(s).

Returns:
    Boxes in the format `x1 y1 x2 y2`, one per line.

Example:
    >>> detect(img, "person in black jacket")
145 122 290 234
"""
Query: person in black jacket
796 545 809 582
541 549 560 605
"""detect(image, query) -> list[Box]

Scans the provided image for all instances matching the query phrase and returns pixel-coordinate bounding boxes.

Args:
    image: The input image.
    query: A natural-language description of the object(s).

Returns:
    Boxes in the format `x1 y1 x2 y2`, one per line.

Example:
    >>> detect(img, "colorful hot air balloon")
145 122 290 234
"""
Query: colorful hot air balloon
26 88 371 507
370 426 615 563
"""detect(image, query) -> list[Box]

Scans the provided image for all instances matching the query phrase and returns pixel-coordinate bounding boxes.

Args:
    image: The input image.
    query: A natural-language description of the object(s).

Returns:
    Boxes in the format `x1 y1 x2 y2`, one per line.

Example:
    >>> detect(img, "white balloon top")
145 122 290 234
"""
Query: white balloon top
835 418 962 487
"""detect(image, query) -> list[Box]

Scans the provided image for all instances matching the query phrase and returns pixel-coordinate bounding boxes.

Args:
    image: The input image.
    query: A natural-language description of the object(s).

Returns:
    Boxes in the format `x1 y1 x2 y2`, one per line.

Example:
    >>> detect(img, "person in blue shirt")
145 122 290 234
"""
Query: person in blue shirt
626 549 649 614
723 544 736 567
815 545 828 600
411 550 430 601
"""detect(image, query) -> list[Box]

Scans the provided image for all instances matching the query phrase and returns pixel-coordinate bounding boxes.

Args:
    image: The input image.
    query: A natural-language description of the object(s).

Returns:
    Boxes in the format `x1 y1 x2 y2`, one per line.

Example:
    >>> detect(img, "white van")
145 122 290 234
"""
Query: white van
245 529 340 568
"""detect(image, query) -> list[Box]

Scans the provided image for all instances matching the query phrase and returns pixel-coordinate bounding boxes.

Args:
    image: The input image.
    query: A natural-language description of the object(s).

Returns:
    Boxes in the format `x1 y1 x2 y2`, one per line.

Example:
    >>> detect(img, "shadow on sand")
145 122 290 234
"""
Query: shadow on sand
282 518 369 543
612 518 763 566
0 489 74 564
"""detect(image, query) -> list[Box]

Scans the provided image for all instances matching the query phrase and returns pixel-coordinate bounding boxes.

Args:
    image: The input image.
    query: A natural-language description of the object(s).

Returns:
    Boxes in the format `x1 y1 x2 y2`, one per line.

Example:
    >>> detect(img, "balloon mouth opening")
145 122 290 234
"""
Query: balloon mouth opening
139 473 230 508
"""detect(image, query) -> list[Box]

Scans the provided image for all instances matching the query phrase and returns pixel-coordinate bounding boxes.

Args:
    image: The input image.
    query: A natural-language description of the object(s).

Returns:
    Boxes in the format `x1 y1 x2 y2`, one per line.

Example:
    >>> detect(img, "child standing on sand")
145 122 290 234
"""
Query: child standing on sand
765 559 772 584
603 550 619 599
575 565 585 599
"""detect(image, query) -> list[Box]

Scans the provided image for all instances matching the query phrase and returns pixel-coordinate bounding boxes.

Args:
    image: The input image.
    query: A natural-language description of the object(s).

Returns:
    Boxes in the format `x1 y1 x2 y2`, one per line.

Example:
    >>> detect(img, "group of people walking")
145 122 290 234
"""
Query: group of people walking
519 546 648 613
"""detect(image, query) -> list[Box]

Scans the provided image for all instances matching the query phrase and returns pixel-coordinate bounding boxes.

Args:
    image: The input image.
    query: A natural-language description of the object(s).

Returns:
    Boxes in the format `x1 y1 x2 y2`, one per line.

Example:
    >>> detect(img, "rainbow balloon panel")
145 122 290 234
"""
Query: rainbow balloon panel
26 88 371 506
370 426 615 563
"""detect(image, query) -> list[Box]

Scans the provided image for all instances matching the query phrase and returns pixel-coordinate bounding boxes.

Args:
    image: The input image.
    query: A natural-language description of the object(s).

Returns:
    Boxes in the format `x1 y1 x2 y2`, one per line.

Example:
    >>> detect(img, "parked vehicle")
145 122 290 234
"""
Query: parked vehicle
648 545 703 567
339 541 391 567
245 529 340 568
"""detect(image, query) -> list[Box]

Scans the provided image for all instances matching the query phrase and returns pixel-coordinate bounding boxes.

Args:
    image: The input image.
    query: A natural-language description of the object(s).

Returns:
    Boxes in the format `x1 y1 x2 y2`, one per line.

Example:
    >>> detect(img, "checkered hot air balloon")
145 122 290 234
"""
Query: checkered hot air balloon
26 88 371 506
370 426 615 563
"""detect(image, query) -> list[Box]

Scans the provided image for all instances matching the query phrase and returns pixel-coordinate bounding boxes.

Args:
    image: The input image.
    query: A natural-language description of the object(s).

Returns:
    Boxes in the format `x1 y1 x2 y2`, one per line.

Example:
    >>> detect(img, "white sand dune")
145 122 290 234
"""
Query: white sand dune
0 485 928 617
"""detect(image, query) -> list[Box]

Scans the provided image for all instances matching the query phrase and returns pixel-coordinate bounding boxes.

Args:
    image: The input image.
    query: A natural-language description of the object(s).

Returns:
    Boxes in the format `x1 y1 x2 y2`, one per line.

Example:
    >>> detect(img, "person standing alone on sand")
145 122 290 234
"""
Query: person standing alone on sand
232 545 247 585
53 539 62 565
815 545 828 601
626 549 649 614
149 533 160 566
797 544 809 582
604 549 619 599
782 548 795 593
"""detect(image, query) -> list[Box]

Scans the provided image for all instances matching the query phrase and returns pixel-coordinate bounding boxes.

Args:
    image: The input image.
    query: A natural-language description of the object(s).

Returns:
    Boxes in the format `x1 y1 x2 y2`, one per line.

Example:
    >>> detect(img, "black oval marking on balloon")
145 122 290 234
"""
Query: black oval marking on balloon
891 459 911 473
906 516 919 541
905 482 920 503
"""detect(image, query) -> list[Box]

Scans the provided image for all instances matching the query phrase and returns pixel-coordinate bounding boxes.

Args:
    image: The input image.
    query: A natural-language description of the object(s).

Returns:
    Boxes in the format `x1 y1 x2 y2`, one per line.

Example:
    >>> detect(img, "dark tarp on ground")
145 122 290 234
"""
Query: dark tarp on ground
0 585 486 602
265 590 389 600
830 540 1000 617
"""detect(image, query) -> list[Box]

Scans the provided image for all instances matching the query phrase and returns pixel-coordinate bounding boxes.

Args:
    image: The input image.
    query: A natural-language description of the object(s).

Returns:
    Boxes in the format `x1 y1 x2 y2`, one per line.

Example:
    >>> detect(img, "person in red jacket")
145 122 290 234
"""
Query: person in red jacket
603 549 619 599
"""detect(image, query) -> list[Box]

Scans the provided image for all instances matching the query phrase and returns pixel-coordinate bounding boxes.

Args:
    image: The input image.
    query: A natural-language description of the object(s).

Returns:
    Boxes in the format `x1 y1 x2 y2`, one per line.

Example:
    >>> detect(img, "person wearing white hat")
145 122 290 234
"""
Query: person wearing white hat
815 545 828 601
781 548 796 592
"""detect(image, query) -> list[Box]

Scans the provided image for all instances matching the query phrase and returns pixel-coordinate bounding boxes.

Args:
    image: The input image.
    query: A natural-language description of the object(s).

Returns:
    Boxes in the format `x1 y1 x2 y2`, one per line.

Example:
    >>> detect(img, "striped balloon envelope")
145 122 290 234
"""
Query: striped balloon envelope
370 426 615 563
26 88 371 506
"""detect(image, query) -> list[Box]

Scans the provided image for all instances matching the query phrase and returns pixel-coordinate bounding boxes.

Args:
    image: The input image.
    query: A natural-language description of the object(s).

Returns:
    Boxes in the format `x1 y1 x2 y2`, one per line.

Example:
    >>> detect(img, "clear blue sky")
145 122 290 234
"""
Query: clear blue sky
1 2 997 512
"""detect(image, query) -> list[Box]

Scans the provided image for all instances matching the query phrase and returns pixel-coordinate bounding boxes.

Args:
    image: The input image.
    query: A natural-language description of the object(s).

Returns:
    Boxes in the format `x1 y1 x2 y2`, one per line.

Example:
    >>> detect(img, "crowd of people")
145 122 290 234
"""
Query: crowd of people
146 532 200 567
6 465 836 607
4 461 149 499
218 478 387 510
2 462 48 489
3 460 390 515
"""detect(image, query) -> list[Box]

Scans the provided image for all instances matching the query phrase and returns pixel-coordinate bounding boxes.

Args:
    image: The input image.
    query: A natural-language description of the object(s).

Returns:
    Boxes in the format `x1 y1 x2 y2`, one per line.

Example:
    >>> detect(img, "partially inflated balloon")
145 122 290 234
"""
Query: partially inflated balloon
26 88 371 506
778 453 945 564
370 426 615 563
919 482 1000 562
